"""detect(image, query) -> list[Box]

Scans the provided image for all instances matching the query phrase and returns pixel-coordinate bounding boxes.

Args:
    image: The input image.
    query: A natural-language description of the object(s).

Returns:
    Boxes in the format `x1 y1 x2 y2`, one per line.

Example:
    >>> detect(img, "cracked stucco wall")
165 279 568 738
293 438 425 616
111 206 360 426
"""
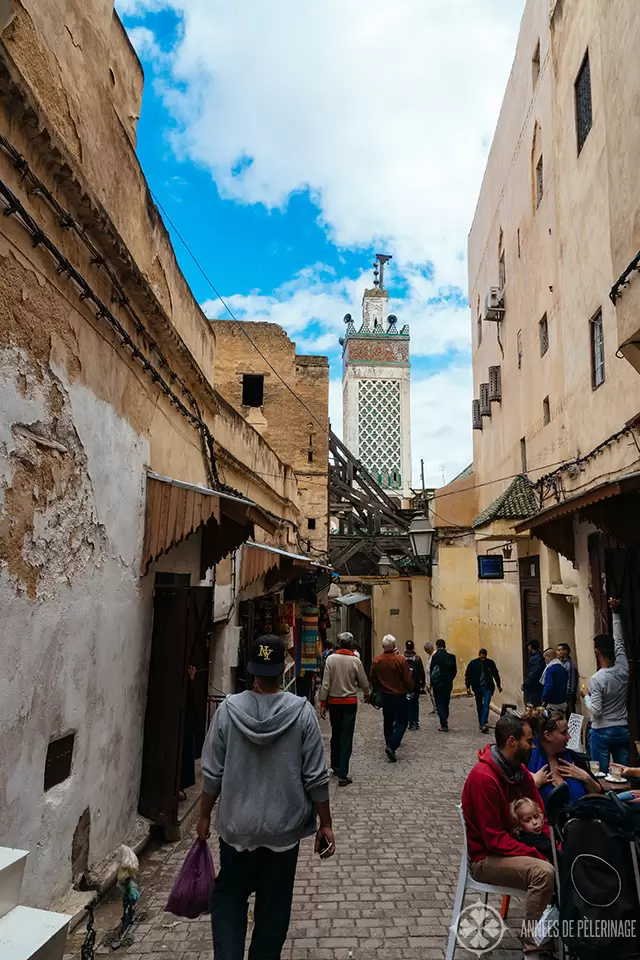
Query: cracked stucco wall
0 344 153 907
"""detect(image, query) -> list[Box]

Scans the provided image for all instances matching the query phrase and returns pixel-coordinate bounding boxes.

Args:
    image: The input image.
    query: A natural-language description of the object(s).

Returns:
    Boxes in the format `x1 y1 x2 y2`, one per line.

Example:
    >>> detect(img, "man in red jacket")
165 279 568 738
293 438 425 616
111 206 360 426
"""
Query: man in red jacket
461 713 555 955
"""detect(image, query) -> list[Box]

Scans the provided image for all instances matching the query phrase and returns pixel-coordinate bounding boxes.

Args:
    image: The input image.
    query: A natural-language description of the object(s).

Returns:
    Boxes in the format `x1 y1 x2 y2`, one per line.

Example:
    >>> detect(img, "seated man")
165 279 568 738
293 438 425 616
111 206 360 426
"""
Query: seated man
461 714 555 956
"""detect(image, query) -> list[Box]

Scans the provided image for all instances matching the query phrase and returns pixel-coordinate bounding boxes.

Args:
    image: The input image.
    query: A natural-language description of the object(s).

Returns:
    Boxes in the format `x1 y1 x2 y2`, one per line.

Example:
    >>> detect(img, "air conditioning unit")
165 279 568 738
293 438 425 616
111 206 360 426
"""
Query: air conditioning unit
484 287 505 321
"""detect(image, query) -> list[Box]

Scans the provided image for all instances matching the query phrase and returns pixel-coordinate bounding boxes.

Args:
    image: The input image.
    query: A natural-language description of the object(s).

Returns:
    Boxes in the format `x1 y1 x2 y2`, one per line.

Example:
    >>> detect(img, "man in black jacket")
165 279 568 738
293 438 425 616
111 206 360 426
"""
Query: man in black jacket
522 639 545 707
465 649 502 733
430 638 457 732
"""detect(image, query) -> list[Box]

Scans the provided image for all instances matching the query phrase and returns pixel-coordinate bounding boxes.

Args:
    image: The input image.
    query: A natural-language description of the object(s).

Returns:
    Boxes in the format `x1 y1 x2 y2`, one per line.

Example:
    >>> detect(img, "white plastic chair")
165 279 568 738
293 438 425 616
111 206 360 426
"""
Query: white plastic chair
446 805 523 960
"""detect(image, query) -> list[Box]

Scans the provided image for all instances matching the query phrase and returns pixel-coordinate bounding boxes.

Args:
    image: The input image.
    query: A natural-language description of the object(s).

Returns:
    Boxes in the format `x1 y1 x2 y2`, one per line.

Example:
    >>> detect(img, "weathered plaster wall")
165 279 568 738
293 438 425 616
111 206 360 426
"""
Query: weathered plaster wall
432 542 481 695
371 580 413 656
0 350 150 906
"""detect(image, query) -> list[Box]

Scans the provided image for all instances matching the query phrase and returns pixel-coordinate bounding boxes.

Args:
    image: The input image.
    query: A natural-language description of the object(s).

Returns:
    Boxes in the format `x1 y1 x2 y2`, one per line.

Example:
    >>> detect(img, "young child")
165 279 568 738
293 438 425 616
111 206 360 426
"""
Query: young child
510 797 554 861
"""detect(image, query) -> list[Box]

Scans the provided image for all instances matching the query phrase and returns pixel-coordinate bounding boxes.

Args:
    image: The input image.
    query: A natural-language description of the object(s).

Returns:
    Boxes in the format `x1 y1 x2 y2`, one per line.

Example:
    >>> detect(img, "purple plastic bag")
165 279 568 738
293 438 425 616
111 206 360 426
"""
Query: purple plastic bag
164 838 214 919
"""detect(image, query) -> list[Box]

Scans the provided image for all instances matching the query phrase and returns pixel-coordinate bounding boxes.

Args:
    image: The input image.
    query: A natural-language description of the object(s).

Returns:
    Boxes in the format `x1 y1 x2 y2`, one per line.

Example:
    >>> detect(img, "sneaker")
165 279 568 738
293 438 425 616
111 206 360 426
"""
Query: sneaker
482 725 490 733
338 776 353 787
438 726 449 732
385 746 397 762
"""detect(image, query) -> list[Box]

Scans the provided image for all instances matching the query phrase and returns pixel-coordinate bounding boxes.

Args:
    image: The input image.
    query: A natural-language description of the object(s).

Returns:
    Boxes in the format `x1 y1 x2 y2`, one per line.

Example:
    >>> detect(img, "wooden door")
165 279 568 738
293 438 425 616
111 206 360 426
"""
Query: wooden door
138 586 212 824
519 556 542 675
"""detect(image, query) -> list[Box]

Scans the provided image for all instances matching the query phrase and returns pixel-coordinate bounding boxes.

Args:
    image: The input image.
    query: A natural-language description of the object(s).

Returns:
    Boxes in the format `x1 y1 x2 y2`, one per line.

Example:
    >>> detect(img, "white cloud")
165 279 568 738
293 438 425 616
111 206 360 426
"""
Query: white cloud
119 0 524 290
203 263 471 359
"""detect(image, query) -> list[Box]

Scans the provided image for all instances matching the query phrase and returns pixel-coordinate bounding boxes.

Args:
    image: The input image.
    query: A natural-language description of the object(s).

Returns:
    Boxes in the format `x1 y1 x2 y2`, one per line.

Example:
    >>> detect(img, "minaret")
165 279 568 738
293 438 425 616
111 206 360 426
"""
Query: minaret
340 255 412 497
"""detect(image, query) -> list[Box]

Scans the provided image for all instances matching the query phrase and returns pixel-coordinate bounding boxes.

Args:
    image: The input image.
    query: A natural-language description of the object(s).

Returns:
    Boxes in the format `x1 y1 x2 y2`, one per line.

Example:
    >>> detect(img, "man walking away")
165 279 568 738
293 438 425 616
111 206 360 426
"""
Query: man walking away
423 641 436 714
430 638 457 732
556 642 578 716
582 597 630 774
198 635 335 960
370 634 414 762
319 631 370 786
540 648 568 712
465 648 502 733
522 640 545 707
404 639 426 730
461 714 555 955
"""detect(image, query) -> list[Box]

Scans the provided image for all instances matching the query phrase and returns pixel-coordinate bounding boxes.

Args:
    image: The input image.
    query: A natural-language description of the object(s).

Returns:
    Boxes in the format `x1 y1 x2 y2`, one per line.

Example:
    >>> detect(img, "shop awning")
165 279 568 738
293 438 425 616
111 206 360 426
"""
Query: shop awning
332 592 371 606
514 470 640 560
240 541 331 589
142 473 278 574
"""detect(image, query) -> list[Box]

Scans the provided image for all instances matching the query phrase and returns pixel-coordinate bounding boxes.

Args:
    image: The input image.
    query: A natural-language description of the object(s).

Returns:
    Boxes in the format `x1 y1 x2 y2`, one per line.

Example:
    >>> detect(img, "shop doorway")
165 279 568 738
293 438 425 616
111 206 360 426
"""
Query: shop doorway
138 585 213 826
519 556 542 676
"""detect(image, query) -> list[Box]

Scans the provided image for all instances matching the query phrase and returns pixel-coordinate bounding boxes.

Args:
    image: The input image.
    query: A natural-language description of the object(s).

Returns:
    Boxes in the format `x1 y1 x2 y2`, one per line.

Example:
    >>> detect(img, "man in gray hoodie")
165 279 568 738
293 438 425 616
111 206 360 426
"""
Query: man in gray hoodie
197 634 334 960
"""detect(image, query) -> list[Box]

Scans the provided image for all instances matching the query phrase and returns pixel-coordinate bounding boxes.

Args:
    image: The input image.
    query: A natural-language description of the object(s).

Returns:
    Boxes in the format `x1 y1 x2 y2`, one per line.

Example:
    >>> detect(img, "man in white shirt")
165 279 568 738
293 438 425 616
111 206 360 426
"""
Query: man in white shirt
582 597 630 774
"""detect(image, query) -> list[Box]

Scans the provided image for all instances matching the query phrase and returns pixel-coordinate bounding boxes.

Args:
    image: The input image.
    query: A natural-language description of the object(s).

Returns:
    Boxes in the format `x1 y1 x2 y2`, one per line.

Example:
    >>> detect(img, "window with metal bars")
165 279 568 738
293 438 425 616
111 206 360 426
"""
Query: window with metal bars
472 399 482 430
539 314 549 356
575 51 592 154
543 396 550 425
488 365 502 401
535 156 544 209
590 309 605 388
517 330 523 370
479 382 491 417
44 733 75 790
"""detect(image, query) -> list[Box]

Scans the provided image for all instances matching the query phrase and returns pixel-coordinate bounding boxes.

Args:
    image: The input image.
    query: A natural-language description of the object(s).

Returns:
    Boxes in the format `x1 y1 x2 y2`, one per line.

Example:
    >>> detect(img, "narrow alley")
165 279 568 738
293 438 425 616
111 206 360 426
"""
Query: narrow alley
65 699 524 960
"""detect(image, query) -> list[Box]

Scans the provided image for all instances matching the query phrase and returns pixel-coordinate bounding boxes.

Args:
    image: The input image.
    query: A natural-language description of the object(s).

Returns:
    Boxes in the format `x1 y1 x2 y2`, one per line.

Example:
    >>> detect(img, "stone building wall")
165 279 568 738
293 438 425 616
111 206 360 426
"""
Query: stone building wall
212 321 330 558
0 0 301 908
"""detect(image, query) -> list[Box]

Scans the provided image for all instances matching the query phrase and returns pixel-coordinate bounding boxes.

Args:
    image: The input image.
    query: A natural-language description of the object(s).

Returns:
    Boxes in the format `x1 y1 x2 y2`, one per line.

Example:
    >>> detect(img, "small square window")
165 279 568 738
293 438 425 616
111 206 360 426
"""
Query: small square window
532 40 541 87
535 156 544 208
543 396 550 425
44 733 75 790
307 518 316 530
242 374 264 407
590 309 605 388
539 314 549 357
575 51 592 154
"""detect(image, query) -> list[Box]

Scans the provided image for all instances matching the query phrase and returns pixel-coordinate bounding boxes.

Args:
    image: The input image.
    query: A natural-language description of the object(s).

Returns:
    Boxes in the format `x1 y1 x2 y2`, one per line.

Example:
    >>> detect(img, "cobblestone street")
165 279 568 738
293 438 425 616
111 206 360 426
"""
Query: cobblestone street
66 697 525 960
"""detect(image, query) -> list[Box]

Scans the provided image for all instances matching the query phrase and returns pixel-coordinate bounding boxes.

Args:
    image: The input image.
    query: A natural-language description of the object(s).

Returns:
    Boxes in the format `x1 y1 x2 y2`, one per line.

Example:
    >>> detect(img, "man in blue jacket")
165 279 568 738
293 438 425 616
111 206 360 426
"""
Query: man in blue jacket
522 639 545 706
465 649 502 733
541 647 568 711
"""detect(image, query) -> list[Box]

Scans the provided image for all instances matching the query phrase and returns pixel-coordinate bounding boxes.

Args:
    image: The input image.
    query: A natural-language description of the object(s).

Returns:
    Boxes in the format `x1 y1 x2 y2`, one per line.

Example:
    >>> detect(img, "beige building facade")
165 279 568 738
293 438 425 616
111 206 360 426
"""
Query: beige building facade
465 0 640 731
0 0 324 910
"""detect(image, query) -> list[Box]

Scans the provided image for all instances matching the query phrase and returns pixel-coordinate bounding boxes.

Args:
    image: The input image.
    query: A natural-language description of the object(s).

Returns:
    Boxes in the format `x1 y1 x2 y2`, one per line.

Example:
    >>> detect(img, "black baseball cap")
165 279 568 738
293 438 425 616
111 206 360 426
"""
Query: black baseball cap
248 634 286 677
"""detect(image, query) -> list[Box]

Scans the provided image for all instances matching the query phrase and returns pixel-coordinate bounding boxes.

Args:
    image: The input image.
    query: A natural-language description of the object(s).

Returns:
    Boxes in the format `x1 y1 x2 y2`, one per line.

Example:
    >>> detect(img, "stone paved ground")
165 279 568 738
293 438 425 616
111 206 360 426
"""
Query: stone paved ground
66 697 526 959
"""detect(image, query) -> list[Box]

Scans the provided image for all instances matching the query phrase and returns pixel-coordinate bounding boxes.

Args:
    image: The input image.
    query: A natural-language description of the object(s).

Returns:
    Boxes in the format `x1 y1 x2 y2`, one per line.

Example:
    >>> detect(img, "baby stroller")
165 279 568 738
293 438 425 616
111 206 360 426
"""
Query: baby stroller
549 790 640 959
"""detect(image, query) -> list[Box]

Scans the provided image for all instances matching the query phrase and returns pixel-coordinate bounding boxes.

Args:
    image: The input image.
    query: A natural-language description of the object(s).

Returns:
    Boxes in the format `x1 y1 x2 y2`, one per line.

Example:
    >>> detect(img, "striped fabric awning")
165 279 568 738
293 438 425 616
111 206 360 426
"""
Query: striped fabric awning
142 473 277 574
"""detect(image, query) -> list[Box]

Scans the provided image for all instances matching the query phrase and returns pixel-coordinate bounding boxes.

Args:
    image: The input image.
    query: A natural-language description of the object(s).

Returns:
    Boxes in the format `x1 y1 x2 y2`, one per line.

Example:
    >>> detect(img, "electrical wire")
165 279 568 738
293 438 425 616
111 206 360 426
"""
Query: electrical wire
150 191 330 438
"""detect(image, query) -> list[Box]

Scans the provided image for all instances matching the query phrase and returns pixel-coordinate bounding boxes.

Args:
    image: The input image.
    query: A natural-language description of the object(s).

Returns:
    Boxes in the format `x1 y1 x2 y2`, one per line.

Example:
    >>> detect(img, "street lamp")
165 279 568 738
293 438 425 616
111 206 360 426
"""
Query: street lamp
408 513 435 559
377 554 391 577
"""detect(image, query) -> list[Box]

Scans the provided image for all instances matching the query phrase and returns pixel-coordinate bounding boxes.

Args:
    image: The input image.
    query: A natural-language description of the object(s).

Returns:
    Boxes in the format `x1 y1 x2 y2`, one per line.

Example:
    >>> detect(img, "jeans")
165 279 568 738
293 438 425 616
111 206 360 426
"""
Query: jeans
211 841 300 960
329 703 357 777
408 695 420 727
524 685 543 707
433 686 452 730
474 687 492 728
589 724 630 774
381 693 409 750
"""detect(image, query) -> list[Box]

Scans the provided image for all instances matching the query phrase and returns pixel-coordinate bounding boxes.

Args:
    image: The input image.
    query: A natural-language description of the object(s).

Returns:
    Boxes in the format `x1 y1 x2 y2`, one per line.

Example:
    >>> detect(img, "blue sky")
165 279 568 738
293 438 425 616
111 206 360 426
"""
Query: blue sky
116 0 525 486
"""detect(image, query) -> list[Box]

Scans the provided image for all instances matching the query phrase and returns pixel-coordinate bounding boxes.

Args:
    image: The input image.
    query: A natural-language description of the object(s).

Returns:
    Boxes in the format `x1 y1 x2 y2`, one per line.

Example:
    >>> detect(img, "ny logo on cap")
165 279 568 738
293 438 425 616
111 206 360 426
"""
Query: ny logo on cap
259 645 274 661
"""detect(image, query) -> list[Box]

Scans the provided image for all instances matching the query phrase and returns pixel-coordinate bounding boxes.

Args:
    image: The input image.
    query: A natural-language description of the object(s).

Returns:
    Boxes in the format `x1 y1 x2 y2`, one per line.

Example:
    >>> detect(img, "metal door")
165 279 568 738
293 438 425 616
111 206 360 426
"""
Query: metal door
138 586 213 824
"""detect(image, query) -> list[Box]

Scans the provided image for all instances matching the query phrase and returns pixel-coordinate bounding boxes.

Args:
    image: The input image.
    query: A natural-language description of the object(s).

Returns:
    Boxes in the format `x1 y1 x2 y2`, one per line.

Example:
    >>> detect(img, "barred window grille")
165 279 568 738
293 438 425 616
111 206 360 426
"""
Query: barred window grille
472 399 482 431
357 379 402 488
575 52 592 154
488 365 502 401
517 330 523 369
535 155 544 209
539 314 549 356
479 383 491 417
590 309 605 388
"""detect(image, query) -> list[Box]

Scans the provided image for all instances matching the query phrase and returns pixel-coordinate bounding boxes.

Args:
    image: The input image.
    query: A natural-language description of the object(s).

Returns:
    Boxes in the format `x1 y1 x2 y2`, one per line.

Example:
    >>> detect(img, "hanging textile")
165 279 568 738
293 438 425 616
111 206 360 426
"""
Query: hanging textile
300 603 319 674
